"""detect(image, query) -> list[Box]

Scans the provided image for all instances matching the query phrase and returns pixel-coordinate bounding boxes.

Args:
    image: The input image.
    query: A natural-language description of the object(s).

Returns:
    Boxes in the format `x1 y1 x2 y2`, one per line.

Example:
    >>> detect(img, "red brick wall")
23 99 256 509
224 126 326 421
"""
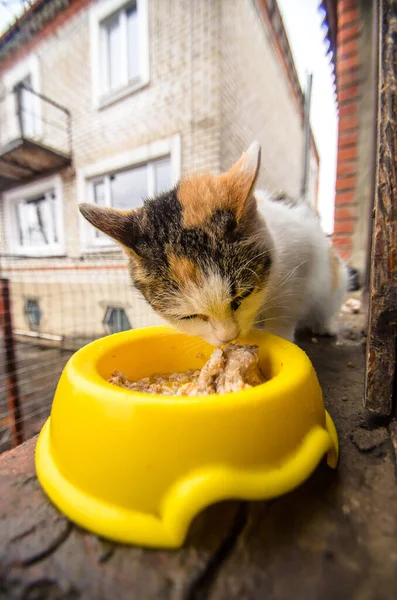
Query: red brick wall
333 0 360 261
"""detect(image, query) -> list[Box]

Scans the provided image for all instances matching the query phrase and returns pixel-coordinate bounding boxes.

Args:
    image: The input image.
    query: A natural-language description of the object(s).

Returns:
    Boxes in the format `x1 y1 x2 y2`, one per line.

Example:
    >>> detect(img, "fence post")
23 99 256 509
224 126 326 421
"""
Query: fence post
364 0 397 416
0 279 23 447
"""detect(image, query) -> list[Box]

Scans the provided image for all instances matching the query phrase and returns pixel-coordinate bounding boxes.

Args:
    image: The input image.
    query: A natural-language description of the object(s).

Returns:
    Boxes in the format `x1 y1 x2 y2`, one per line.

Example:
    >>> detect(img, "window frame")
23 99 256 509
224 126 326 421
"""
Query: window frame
103 305 132 334
90 0 150 108
3 175 65 257
87 158 171 248
78 135 181 253
24 298 42 330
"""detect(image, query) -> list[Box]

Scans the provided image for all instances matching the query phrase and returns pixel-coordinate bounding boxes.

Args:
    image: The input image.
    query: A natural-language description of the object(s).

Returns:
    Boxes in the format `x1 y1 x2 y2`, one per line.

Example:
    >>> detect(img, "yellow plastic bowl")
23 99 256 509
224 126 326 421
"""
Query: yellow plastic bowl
35 326 338 548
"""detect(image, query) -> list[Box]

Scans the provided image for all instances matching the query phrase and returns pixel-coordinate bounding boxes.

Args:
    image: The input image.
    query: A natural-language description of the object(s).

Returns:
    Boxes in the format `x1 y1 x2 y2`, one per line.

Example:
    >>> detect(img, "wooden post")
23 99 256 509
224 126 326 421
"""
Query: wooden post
362 0 380 314
0 279 23 446
364 0 397 416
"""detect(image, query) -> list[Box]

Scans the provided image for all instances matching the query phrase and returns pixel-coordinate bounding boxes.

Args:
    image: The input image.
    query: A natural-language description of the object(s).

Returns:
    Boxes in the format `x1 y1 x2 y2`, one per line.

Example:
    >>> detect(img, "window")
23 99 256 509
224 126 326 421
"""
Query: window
103 4 139 92
104 306 131 334
78 135 181 251
16 192 58 249
88 156 171 246
25 299 42 329
4 176 64 257
91 0 149 106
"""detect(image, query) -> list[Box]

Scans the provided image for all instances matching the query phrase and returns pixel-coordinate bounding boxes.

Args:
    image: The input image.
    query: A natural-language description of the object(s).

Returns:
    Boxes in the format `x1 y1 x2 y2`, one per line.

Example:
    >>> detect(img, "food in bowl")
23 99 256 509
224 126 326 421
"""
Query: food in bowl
108 342 265 396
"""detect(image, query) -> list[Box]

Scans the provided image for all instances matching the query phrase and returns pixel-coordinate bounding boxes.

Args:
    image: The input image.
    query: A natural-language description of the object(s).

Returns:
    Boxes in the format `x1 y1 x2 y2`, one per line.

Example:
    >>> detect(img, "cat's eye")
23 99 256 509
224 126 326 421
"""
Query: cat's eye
180 314 209 322
231 286 255 311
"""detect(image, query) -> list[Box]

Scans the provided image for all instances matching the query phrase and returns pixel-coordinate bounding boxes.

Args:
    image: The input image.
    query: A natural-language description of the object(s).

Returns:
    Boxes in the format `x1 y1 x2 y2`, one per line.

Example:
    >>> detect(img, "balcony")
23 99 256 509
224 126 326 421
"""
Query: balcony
0 83 72 193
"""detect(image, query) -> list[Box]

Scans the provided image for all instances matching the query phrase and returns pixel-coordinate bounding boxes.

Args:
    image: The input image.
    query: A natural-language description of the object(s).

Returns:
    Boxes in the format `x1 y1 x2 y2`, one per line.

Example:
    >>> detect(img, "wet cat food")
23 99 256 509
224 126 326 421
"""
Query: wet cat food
108 343 265 396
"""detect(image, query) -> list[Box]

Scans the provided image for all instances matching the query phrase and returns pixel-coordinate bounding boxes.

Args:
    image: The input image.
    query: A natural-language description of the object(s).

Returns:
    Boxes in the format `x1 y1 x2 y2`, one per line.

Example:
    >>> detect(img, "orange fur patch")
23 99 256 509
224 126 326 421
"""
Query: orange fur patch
178 167 257 228
178 175 230 228
329 247 340 290
168 253 200 285
224 153 260 218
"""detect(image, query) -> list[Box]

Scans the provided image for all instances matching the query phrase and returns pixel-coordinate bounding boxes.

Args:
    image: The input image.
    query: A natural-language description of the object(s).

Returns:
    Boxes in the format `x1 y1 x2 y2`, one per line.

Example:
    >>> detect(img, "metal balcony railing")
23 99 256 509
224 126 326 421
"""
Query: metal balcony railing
0 83 72 192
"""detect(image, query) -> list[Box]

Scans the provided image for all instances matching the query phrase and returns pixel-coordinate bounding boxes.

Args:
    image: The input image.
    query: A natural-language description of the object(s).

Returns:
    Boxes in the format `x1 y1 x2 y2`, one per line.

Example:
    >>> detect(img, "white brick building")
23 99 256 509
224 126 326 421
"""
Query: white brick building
0 0 319 343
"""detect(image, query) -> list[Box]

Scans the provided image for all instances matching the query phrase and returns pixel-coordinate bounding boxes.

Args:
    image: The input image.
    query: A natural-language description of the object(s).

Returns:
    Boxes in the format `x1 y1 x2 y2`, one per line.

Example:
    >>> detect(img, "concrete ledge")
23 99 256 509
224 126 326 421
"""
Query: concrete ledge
1 333 397 600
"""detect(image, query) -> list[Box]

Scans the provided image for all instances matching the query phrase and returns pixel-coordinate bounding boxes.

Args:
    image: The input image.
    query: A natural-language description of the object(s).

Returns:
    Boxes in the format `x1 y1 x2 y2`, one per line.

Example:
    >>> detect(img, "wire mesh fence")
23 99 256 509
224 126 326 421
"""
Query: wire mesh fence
0 253 165 453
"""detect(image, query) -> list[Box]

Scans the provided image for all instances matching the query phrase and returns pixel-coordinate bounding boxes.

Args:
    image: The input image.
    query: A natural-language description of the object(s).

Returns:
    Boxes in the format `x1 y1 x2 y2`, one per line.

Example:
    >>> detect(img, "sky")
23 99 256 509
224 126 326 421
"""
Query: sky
0 1 28 35
277 0 338 233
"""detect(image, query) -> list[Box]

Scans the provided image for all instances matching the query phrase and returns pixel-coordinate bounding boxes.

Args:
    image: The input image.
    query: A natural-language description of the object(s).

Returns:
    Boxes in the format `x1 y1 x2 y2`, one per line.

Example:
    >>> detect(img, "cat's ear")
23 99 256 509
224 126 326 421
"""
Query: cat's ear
223 141 261 219
79 203 137 249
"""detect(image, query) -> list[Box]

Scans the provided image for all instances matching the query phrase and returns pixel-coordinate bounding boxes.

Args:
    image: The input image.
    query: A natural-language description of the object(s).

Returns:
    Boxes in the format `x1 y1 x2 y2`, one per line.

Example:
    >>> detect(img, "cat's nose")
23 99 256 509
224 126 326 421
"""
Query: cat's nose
212 321 239 345
219 335 237 344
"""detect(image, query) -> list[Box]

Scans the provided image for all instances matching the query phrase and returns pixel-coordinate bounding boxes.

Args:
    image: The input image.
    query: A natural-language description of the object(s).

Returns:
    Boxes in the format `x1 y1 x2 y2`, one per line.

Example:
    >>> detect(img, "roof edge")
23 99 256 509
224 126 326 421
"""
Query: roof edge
319 0 337 91
255 0 320 165
0 0 72 66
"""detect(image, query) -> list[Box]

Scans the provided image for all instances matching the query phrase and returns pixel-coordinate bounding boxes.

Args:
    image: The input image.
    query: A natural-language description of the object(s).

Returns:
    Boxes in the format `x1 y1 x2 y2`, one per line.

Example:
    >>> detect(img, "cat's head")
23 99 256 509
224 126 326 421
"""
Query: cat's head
79 142 272 346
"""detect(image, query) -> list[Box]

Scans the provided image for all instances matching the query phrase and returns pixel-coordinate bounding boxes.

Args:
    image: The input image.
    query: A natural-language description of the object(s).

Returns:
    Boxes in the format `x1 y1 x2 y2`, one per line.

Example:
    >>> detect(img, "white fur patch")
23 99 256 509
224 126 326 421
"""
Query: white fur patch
253 192 348 340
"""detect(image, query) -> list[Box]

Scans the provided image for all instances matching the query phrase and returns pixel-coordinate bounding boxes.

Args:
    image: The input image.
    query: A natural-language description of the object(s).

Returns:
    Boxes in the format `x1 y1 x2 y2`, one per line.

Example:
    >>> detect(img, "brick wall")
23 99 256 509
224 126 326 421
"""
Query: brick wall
333 0 360 261
0 0 224 334
220 0 319 200
0 0 223 260
332 0 376 272
0 0 317 337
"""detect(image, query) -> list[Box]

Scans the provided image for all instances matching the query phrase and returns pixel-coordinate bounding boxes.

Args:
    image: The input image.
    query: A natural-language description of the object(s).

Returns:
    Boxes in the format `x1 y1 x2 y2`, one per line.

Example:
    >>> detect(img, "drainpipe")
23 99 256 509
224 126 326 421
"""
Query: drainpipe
300 72 313 200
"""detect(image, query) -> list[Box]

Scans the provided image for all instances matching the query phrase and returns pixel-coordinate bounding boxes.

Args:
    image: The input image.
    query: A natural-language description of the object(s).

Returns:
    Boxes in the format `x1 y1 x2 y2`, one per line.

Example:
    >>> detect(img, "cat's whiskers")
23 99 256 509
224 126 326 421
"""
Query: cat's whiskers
262 290 305 308
234 248 271 280
236 265 261 282
272 260 308 288
179 339 210 358
254 314 295 326
262 262 307 303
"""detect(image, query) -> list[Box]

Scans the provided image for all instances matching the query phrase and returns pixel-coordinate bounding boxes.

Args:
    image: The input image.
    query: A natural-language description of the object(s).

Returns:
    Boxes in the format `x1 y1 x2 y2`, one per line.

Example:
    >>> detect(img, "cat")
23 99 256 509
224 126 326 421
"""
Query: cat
79 142 347 346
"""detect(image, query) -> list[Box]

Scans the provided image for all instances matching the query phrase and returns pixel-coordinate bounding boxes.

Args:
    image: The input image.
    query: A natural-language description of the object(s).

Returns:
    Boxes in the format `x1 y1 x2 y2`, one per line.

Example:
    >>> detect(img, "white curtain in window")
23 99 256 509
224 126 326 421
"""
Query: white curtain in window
17 193 57 248
106 14 123 91
101 1 141 95
127 4 140 81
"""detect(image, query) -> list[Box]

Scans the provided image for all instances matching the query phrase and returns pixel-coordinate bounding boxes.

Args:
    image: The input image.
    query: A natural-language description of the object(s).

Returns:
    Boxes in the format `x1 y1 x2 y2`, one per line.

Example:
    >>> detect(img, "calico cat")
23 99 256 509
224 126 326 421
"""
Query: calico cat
79 142 347 346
